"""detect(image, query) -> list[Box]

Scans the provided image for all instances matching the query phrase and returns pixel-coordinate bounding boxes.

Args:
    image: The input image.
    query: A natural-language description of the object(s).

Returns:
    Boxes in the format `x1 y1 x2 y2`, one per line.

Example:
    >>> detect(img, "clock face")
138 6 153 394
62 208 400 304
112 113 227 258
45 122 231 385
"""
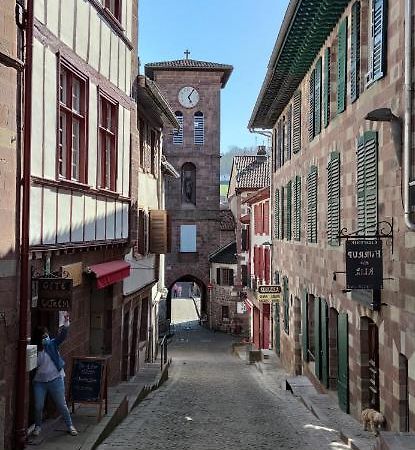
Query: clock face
178 86 199 108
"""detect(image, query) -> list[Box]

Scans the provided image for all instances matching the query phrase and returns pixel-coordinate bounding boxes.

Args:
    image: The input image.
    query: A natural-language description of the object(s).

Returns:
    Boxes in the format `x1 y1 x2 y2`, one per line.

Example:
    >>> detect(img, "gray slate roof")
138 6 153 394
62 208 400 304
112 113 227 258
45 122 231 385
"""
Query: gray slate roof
209 241 237 265
233 155 270 190
145 59 233 87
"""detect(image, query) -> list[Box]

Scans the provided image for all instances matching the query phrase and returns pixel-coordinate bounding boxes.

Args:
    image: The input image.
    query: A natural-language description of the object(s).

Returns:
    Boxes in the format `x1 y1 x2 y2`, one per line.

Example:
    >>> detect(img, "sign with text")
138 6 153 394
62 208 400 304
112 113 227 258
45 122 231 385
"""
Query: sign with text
37 277 73 311
257 285 282 302
346 240 383 290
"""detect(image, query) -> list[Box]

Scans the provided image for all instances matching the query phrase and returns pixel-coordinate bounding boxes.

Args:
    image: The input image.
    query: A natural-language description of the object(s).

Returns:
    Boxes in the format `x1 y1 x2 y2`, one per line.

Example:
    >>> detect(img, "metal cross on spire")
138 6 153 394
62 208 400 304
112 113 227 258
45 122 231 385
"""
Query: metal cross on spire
184 49 190 60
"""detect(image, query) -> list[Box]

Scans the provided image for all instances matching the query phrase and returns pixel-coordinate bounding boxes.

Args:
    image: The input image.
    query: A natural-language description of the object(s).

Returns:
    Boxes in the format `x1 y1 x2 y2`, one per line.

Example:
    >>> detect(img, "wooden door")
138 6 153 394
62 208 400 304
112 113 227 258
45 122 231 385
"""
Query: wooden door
320 298 329 388
130 306 139 376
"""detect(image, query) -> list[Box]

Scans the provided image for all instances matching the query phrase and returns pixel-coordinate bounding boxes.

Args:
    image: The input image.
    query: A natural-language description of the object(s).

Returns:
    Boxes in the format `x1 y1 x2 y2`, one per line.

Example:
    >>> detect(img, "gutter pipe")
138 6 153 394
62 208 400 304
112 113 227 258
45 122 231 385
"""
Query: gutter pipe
15 0 33 447
404 0 415 230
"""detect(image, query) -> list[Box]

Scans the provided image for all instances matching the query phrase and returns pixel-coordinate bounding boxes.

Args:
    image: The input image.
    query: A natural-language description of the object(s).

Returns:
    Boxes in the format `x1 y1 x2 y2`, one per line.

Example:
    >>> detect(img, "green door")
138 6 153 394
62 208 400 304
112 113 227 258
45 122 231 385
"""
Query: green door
338 312 349 413
314 299 321 379
301 290 308 361
274 303 280 356
320 299 329 388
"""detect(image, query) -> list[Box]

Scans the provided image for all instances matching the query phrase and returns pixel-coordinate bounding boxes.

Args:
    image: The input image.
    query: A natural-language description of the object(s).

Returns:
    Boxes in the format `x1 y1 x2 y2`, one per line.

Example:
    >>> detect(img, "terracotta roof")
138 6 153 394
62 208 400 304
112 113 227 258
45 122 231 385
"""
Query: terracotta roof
209 241 237 264
233 155 270 190
145 59 233 88
220 210 235 231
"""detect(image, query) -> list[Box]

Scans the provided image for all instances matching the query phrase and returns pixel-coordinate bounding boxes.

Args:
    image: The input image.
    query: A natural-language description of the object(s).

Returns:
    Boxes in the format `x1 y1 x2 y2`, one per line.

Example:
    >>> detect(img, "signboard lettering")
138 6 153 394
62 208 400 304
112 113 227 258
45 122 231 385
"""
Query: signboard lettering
36 277 73 311
346 240 383 290
258 285 282 294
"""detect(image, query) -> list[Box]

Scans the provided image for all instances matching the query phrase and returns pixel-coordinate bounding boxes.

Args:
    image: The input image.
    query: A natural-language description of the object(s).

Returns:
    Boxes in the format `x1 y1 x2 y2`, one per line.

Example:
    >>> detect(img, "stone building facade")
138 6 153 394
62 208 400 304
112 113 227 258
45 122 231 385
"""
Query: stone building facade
250 0 415 432
145 58 232 321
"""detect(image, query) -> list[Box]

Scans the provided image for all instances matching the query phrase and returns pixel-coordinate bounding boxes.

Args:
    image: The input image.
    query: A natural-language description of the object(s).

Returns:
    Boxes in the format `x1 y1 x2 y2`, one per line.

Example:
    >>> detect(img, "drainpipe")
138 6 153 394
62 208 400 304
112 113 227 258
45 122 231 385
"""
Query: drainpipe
15 0 33 448
404 0 415 230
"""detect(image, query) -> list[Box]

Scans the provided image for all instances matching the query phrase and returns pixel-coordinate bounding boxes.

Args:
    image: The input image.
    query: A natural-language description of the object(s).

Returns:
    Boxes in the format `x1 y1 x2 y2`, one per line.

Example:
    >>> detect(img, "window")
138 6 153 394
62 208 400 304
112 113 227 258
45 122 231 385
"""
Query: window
263 201 270 235
337 18 348 114
293 175 301 241
285 181 292 240
241 228 248 251
274 189 280 239
216 268 234 286
292 90 302 154
327 152 341 246
309 57 322 141
323 48 331 128
58 65 87 182
283 276 289 333
241 265 248 287
173 111 183 144
150 130 157 175
351 2 361 102
366 0 387 85
98 94 118 190
104 0 121 21
357 131 378 235
180 224 196 253
137 209 149 256
194 111 204 145
181 162 196 205
307 166 318 243
221 306 230 321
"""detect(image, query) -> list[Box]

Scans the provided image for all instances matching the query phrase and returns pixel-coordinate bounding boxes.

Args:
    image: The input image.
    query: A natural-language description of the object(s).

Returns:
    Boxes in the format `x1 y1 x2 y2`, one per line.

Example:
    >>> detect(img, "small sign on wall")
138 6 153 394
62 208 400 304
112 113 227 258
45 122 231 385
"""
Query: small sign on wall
36 277 73 311
62 262 83 287
346 239 383 290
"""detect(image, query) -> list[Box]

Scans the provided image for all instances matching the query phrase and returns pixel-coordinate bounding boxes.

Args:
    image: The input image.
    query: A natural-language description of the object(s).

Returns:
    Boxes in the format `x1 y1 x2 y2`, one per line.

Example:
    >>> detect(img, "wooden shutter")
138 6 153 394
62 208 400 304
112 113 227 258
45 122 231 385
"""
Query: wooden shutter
327 152 341 246
216 267 221 285
293 175 301 241
292 90 302 154
357 131 378 235
264 248 270 285
286 180 292 241
149 210 169 254
286 106 292 161
281 186 285 240
137 209 146 255
314 57 322 135
338 313 349 413
272 128 277 172
371 0 387 83
279 120 284 167
264 201 270 235
302 290 308 361
337 18 348 114
323 47 331 128
283 276 289 333
308 70 315 141
350 1 361 103
307 166 318 243
275 189 280 239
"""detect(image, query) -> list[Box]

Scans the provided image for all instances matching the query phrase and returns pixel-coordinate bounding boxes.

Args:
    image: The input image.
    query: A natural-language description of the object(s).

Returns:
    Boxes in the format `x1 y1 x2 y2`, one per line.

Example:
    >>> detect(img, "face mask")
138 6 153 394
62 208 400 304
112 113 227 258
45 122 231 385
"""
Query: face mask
42 336 50 346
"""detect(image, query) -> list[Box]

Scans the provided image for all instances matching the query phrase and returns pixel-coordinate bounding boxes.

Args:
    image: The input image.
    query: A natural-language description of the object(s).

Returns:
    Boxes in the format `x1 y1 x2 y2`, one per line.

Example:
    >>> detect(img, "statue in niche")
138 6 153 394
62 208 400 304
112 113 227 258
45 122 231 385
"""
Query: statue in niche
181 165 196 205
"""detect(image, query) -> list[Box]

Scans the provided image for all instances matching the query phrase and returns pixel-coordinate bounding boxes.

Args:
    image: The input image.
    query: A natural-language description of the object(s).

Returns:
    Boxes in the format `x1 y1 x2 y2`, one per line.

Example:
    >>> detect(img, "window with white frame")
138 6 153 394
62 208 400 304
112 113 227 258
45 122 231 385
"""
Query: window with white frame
173 111 183 145
180 225 196 253
194 111 204 145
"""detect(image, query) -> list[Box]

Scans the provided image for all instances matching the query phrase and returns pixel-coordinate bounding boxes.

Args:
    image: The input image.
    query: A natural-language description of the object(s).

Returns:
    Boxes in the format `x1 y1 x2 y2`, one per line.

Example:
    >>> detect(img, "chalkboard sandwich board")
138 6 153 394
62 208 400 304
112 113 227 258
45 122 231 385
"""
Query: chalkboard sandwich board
69 356 109 421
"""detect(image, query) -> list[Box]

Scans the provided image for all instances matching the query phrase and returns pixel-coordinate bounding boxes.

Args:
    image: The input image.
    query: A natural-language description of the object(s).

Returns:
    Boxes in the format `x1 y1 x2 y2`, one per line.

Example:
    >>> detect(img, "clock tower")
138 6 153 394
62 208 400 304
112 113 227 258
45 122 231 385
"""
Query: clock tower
145 55 233 320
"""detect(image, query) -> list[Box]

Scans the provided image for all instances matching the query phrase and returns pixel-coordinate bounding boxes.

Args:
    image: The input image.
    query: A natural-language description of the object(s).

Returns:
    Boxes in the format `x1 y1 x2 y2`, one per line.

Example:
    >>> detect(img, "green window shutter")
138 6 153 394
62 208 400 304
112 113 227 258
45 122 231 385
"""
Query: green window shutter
357 131 378 235
314 57 322 136
371 0 387 83
308 70 315 141
307 166 318 243
272 128 277 172
302 290 308 361
283 276 289 334
281 186 285 240
286 180 292 241
327 152 341 246
293 90 302 154
337 18 348 114
320 298 329 387
351 1 361 103
274 189 280 239
323 47 331 128
286 106 292 161
278 120 284 167
294 175 302 241
314 298 321 379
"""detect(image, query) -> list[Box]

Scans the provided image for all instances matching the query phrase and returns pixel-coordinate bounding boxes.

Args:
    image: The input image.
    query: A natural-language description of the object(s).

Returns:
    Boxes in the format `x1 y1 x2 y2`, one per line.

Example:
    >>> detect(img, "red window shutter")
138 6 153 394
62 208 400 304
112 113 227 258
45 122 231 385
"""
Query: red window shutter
265 248 270 284
254 205 258 234
264 201 270 235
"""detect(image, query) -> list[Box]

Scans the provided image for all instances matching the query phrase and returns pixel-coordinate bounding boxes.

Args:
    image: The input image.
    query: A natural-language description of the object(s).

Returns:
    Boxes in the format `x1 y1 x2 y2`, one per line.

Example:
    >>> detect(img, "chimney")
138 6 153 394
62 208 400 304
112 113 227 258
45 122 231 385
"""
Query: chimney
256 145 267 159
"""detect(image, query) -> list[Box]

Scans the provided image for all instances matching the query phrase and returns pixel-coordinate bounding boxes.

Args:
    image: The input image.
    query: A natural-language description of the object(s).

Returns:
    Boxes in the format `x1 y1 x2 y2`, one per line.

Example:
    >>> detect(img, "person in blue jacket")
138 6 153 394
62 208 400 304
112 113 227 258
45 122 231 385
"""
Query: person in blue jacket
31 314 77 437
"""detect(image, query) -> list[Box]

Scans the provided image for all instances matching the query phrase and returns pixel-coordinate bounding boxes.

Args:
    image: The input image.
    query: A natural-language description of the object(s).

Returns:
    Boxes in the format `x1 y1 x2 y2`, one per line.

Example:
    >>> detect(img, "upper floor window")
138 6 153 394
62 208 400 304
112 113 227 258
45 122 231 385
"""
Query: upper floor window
194 111 204 145
58 65 87 183
150 129 157 175
98 93 118 191
173 111 183 145
366 0 387 85
104 0 121 21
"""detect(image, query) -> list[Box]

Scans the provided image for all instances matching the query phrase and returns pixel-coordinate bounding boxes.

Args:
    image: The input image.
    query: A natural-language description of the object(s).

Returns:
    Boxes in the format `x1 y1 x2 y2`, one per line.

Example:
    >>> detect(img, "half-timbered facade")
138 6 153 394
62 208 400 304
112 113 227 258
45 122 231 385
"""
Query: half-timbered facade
250 0 415 433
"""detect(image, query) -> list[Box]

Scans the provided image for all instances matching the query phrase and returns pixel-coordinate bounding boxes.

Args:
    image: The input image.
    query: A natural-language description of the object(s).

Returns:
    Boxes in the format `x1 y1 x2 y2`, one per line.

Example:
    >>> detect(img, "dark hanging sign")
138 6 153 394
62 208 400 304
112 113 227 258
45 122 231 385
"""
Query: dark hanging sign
37 277 73 310
346 240 383 290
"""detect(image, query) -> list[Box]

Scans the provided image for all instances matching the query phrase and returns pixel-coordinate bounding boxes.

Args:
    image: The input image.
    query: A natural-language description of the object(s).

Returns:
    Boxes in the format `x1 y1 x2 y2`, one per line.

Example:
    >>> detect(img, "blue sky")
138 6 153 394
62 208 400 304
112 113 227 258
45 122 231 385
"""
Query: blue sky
138 0 290 154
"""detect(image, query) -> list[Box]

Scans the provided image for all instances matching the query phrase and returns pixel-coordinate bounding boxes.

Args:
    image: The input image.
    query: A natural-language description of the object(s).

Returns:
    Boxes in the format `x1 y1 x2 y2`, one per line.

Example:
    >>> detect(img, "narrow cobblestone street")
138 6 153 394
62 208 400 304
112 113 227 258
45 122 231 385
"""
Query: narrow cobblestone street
98 305 349 450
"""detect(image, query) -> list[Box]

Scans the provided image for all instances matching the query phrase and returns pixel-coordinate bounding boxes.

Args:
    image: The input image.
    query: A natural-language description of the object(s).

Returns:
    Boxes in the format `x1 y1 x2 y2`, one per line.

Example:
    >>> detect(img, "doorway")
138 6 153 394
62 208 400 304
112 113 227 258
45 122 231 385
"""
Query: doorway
262 304 270 349
328 308 339 390
130 306 139 376
121 311 130 380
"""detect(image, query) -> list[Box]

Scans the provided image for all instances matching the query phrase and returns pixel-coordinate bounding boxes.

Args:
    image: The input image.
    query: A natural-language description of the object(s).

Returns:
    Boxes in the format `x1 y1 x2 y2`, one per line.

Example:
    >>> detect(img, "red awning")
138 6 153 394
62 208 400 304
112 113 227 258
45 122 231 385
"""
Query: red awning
88 261 130 289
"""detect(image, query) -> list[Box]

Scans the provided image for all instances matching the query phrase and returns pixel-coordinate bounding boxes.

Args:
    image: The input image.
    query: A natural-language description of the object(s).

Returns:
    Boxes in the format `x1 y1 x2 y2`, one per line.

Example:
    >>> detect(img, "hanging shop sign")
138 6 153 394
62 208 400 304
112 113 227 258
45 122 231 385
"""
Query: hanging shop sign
257 285 282 302
346 240 383 290
36 277 73 310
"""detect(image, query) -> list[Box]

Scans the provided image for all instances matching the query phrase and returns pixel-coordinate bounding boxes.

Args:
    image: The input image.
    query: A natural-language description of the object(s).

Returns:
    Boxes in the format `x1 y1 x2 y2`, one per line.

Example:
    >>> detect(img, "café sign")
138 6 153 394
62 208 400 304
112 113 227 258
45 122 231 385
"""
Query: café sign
345 240 383 290
257 285 282 302
36 277 73 311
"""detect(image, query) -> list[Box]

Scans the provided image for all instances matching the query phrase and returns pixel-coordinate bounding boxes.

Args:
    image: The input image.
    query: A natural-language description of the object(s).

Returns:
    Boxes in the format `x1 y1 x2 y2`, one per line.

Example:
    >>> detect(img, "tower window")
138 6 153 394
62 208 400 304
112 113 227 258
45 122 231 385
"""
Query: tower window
173 111 183 145
194 111 204 145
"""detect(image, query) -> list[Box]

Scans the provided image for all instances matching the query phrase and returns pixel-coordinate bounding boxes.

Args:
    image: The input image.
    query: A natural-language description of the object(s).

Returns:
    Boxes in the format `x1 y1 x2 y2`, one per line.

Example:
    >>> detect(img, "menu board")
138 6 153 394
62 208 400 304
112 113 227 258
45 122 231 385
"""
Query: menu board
70 357 106 403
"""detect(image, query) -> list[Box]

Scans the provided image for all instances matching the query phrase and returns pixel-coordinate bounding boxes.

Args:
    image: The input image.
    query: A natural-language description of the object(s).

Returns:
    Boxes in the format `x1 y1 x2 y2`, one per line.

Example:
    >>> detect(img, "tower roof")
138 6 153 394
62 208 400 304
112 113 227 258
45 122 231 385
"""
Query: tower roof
145 58 233 88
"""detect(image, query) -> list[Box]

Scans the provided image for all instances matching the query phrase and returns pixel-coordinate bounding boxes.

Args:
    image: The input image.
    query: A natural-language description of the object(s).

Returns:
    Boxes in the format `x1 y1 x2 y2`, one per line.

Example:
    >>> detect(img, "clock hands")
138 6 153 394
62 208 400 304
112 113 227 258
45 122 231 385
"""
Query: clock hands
187 88 195 103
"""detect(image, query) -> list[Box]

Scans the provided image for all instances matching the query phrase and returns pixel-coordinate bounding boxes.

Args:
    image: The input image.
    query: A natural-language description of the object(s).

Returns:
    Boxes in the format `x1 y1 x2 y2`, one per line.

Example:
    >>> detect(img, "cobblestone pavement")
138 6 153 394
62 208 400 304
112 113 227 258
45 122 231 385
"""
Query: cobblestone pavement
98 323 349 450
171 297 200 324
